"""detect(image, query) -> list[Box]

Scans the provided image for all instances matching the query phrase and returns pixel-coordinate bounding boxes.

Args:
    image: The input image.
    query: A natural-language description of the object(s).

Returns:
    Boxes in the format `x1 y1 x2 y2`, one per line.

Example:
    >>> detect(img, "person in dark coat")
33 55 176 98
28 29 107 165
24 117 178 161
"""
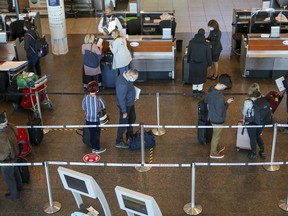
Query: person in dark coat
187 28 212 95
206 19 223 80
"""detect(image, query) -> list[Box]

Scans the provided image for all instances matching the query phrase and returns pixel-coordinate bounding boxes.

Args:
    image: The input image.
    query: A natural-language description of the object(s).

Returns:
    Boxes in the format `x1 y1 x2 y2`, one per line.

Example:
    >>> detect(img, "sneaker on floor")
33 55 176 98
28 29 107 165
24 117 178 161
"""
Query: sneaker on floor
115 142 129 149
248 152 258 160
259 150 266 159
93 148 106 154
217 145 225 153
210 152 224 159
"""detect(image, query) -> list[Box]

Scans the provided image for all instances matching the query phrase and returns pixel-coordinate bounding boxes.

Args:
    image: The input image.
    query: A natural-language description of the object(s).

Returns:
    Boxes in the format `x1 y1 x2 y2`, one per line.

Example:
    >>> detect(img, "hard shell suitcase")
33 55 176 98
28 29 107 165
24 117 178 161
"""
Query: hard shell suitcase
265 90 284 114
182 54 191 84
101 62 119 88
27 116 44 145
236 121 251 151
197 99 212 144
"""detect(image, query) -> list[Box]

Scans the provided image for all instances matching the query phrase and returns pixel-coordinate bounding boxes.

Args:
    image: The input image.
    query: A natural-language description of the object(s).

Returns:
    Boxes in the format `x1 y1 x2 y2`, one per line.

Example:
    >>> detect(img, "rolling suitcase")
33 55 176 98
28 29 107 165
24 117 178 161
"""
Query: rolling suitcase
197 99 212 144
16 128 32 158
101 62 119 88
236 121 251 151
265 90 284 114
27 116 44 145
0 71 9 93
182 54 191 84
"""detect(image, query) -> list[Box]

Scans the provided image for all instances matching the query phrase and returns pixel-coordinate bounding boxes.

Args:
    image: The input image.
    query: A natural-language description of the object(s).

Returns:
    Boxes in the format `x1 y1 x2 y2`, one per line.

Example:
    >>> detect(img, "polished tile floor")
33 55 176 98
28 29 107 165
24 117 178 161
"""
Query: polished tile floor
1 0 288 215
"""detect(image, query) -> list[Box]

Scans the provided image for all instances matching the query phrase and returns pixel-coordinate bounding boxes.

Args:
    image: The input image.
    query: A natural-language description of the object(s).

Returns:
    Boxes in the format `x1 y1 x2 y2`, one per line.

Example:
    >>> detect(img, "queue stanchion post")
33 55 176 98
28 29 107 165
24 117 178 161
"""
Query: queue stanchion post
35 91 49 134
152 92 166 136
278 192 288 211
183 163 202 215
43 161 61 214
263 123 280 172
135 124 151 172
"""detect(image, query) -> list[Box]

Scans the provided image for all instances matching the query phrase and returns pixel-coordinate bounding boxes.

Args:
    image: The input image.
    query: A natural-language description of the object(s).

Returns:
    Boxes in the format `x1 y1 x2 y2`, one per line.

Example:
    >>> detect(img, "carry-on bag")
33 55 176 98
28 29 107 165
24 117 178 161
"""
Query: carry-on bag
265 90 284 114
128 130 155 150
197 99 212 144
76 127 91 146
236 121 251 151
0 71 9 93
17 157 30 183
100 62 119 88
27 115 44 145
16 128 32 158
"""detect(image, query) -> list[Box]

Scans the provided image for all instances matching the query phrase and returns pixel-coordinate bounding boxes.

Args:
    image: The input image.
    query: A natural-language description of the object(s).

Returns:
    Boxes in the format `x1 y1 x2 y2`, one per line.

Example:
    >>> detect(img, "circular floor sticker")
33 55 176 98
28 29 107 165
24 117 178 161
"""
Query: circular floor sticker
83 153 100 163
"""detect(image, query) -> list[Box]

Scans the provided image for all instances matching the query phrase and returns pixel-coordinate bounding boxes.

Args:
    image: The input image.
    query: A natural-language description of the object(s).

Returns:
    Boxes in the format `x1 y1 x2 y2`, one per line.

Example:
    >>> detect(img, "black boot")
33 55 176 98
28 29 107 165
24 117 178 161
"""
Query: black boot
248 151 257 160
259 150 266 159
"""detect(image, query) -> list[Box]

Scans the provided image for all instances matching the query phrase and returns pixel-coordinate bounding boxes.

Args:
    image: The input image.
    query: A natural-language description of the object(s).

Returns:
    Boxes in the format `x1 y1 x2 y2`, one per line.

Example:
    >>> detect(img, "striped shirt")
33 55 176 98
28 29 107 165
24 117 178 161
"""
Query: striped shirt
82 95 106 122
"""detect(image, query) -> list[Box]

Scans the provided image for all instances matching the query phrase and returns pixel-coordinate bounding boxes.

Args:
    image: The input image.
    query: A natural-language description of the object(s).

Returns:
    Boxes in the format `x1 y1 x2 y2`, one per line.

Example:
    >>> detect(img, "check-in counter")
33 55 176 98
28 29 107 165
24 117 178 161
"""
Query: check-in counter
127 35 175 81
240 34 288 79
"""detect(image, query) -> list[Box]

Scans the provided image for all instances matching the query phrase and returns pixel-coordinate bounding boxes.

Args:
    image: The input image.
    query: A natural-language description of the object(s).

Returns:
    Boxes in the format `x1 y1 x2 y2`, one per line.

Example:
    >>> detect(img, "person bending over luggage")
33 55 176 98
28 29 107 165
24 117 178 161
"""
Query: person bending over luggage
109 29 132 75
23 18 42 76
242 83 266 160
0 112 23 200
187 28 212 96
82 81 106 154
82 34 102 88
115 69 139 148
205 74 234 159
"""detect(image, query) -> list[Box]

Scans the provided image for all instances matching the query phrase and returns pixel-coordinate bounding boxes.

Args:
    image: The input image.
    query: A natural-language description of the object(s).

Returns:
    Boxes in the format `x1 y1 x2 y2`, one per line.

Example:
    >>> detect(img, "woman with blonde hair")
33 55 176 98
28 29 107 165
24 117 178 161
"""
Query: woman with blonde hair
82 34 102 88
109 29 132 74
242 83 266 160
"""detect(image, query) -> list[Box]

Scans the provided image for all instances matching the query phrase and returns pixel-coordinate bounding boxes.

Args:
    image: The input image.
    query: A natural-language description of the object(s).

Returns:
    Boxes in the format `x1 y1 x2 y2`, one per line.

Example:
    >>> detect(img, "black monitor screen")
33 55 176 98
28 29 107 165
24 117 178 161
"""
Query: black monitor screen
64 174 88 194
122 195 148 215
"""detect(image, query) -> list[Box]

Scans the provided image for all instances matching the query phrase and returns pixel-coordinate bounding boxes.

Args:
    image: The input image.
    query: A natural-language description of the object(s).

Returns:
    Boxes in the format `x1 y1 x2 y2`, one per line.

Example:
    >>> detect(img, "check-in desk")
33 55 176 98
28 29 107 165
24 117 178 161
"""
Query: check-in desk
240 34 288 78
127 35 175 81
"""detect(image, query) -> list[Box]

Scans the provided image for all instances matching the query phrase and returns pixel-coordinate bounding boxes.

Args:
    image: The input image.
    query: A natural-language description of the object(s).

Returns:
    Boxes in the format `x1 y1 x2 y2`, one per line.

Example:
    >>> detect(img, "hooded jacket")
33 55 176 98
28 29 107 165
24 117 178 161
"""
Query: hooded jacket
0 123 18 162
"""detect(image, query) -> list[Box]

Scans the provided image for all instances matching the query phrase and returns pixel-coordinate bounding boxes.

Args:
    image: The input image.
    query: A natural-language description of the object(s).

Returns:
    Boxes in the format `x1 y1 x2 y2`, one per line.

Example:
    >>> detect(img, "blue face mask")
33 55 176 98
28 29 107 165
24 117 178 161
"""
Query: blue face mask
130 78 136 82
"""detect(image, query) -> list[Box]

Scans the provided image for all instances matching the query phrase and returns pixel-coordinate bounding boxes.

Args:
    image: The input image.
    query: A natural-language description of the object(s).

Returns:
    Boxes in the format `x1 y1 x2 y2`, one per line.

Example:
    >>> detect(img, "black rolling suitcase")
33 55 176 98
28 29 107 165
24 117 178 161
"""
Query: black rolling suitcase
27 116 44 145
182 54 191 84
197 99 212 145
101 62 119 88
0 72 9 94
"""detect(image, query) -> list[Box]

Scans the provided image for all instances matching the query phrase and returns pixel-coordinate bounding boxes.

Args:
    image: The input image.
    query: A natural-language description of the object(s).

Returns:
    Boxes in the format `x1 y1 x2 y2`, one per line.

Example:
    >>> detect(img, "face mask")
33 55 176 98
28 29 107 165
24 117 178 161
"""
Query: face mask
209 27 214 31
130 78 136 82
6 21 11 25
24 26 28 31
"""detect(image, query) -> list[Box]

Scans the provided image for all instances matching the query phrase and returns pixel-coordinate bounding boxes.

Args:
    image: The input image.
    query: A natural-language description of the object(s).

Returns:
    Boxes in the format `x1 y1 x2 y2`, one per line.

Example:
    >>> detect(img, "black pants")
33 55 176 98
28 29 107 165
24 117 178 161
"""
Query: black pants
116 105 136 143
247 126 264 152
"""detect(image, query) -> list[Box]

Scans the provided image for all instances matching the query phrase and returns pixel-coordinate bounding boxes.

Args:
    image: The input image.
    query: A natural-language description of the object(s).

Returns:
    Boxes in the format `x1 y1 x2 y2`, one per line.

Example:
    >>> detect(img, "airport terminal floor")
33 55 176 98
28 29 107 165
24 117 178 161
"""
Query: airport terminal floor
1 0 288 215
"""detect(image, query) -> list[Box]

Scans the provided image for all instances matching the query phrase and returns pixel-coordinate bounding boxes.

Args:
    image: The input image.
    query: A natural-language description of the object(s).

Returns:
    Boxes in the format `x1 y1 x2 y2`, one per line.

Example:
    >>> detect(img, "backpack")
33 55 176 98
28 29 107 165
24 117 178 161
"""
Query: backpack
245 97 272 125
26 32 49 58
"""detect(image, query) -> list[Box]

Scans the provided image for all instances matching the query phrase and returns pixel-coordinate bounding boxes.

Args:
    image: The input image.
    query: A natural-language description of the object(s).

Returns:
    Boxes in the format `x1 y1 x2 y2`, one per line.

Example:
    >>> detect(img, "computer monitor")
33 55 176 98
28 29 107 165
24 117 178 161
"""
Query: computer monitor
115 186 162 216
58 167 111 215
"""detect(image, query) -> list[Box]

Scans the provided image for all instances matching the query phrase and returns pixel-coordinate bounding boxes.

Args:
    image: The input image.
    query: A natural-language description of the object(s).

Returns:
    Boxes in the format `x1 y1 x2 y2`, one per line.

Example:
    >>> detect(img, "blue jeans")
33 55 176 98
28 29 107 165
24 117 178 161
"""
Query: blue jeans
27 54 41 76
116 105 136 143
1 166 23 198
86 121 101 150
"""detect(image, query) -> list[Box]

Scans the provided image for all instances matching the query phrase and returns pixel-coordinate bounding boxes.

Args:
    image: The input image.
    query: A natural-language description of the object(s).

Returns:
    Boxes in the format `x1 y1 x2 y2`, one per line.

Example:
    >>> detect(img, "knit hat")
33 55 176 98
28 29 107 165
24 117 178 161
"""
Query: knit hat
0 112 8 129
198 28 205 36
218 74 232 89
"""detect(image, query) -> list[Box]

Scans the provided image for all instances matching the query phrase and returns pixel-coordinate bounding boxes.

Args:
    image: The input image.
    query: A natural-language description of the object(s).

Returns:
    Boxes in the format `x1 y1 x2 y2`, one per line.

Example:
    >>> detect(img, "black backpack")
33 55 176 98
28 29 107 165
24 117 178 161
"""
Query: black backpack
26 32 49 58
245 97 272 125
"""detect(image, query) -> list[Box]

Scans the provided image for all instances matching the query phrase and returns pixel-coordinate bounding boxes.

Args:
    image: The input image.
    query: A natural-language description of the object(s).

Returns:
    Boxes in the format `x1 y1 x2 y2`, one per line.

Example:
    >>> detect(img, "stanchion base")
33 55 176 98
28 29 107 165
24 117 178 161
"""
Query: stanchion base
278 199 288 211
43 201 61 214
183 203 202 215
135 166 151 172
263 164 280 172
43 128 50 135
152 128 166 136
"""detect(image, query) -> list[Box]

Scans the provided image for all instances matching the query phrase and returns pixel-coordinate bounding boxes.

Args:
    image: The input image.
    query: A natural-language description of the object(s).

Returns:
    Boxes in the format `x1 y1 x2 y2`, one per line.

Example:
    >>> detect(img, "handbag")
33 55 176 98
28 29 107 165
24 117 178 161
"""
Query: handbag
97 97 109 125
84 44 100 68
128 130 156 150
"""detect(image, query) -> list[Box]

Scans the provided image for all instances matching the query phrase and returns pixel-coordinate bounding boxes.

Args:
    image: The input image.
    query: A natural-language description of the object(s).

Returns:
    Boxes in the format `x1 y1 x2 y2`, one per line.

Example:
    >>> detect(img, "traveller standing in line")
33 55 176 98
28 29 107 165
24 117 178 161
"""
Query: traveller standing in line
187 28 212 96
82 34 102 88
206 19 222 80
205 74 234 159
82 81 106 154
109 29 132 74
242 83 266 160
0 112 23 200
24 18 42 76
115 69 139 148
98 8 122 35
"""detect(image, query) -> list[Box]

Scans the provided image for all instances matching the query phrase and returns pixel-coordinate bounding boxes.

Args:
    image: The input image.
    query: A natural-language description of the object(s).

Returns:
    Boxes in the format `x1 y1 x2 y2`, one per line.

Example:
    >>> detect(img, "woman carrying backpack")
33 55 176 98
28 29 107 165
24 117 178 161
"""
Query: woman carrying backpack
242 83 266 160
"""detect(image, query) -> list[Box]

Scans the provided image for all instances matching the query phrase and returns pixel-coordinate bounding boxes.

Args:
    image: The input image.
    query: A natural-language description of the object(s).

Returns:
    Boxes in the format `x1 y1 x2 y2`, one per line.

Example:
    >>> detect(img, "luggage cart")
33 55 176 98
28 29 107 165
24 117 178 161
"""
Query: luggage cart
19 75 53 113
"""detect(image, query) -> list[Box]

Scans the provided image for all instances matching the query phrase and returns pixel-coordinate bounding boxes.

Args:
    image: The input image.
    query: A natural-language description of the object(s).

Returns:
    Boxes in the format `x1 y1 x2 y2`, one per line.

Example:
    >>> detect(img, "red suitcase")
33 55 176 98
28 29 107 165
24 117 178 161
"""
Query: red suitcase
265 91 284 113
16 128 32 158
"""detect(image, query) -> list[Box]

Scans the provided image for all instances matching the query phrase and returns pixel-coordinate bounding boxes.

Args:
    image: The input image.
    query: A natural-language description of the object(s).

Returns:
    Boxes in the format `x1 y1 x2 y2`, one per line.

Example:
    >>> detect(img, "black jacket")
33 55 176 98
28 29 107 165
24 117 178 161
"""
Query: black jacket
24 29 38 58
